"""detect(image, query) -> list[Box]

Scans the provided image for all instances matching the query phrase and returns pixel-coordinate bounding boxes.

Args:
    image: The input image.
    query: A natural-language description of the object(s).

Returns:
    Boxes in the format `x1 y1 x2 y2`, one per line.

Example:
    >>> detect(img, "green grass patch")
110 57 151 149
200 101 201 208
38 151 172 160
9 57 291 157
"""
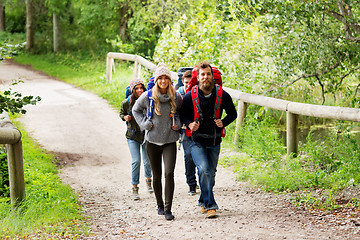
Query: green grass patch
14 53 135 110
0 120 89 238
222 113 360 210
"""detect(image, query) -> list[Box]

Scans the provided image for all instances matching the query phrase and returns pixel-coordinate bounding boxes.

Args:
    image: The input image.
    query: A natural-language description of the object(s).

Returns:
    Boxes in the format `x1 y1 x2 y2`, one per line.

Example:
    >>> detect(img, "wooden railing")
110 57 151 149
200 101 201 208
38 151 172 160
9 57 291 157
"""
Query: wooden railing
106 52 360 156
0 112 25 208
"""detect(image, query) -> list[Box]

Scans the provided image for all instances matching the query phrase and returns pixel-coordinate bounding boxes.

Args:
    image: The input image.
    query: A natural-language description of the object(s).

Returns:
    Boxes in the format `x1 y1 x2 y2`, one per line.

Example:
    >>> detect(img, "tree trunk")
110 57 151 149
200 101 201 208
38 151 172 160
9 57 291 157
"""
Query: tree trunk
26 0 34 51
119 4 131 42
53 13 59 52
0 3 5 31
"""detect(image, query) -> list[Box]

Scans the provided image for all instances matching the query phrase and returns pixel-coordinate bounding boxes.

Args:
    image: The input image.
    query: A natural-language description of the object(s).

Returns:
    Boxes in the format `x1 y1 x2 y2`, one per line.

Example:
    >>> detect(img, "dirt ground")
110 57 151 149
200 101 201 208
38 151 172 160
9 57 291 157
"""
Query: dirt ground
1 60 360 239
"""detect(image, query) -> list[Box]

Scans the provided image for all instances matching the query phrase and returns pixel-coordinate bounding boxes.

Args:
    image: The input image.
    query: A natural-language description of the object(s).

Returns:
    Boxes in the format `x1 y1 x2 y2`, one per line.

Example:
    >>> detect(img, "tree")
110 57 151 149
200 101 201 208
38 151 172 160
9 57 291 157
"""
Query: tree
45 0 68 52
25 0 34 51
233 0 360 105
0 0 5 31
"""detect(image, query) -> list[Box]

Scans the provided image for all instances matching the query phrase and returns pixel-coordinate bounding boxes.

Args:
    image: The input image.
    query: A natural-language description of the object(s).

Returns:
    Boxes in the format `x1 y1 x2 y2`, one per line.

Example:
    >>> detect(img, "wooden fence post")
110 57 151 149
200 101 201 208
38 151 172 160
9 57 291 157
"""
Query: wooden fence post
6 141 25 208
234 100 247 144
134 60 138 78
106 55 112 83
286 112 298 157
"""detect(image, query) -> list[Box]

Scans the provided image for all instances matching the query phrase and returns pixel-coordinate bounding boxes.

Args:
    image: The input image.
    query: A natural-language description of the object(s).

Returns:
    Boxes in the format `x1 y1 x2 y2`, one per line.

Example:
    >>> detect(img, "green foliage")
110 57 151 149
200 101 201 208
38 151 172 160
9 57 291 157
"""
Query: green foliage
0 81 41 115
0 32 26 60
233 0 360 105
0 147 9 198
0 121 88 238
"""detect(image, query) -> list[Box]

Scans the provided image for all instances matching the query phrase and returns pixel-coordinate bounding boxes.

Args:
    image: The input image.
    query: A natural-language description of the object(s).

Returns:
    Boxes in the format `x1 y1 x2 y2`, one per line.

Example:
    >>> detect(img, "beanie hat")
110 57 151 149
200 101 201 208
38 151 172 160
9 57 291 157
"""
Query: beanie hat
130 78 145 92
154 63 172 83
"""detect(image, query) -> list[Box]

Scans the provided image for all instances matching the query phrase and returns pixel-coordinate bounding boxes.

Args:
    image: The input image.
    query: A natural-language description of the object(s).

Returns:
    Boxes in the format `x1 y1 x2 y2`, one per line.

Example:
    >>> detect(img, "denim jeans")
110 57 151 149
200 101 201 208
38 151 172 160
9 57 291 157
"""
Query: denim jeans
127 139 152 185
181 134 197 187
190 141 220 210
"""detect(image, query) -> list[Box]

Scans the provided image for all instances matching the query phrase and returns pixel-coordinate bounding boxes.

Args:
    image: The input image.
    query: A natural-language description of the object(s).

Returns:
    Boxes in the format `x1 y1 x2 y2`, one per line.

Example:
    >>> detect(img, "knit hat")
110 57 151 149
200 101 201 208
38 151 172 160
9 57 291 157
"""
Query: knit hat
130 78 145 92
154 63 172 83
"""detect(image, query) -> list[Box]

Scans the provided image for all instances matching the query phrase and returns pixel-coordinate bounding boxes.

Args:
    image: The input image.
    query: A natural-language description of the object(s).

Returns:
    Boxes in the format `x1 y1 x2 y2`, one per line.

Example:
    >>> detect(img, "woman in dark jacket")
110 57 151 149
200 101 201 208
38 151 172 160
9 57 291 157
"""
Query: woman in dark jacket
120 78 153 201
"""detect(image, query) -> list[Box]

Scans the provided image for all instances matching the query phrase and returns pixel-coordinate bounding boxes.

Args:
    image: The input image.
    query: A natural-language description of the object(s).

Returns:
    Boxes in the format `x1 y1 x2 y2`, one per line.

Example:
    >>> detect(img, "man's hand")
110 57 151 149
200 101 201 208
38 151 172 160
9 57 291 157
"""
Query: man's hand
171 124 178 131
214 119 223 128
189 121 200 132
124 115 131 122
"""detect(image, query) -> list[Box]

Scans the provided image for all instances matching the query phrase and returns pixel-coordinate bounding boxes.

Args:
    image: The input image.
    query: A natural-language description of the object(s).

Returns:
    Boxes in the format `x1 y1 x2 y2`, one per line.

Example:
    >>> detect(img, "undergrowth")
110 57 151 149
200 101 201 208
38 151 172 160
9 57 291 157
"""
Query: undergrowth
0 120 89 238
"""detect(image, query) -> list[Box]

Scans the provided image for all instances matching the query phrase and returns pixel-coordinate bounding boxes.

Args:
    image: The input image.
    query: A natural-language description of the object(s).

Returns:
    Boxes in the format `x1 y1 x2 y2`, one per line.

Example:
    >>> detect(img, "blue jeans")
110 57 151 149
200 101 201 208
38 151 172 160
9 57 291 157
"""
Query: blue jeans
127 139 152 185
181 134 197 187
190 141 220 210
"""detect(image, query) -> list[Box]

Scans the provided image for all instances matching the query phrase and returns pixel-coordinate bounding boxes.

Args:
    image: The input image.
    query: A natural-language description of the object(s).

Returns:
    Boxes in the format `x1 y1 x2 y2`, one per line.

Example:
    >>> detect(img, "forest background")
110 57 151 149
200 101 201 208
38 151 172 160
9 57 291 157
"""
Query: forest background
1 0 360 237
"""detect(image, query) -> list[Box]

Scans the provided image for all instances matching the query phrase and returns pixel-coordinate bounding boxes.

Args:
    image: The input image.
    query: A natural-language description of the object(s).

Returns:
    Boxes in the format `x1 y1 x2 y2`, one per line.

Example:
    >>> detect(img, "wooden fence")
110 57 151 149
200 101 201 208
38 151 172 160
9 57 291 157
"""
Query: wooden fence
106 52 360 157
0 112 25 208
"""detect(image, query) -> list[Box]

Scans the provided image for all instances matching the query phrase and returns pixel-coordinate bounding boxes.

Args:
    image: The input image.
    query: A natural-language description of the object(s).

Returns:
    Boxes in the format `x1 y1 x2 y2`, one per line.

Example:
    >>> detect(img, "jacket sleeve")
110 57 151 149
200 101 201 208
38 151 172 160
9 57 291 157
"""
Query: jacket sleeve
119 99 128 121
132 91 153 131
221 91 237 128
179 92 194 127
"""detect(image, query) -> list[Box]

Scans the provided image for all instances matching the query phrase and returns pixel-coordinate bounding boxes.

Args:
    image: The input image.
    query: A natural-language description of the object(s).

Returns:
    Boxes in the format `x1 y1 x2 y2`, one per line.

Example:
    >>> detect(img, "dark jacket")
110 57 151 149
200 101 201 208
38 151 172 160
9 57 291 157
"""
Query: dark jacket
120 97 144 143
180 86 237 146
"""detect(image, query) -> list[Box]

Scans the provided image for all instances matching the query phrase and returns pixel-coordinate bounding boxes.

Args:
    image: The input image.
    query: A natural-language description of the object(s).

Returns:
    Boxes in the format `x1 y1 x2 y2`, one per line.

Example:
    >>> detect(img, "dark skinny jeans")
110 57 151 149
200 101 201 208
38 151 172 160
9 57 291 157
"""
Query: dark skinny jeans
146 141 177 212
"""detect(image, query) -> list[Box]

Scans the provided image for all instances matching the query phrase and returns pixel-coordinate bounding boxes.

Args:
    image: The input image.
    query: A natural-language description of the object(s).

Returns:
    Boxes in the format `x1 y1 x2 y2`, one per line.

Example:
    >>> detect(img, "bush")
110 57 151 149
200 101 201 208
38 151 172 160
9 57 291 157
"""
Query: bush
0 147 9 197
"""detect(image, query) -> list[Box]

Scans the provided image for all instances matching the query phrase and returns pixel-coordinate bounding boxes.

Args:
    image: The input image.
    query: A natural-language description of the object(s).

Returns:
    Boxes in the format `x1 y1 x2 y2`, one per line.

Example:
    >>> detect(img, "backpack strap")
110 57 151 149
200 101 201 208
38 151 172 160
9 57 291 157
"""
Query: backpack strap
147 89 154 119
214 84 223 119
191 85 202 122
127 96 132 116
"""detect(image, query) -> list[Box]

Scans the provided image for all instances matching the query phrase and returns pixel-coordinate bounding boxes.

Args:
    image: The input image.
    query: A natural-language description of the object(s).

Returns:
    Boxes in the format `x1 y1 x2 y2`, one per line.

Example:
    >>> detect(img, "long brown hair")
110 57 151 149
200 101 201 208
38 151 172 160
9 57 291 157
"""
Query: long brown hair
152 79 177 116
129 83 145 106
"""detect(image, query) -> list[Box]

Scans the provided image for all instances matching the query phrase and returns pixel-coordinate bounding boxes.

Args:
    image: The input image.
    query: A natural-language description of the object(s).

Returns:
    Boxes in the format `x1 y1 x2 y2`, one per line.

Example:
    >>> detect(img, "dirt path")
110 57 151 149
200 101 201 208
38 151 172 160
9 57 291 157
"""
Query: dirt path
1 60 359 239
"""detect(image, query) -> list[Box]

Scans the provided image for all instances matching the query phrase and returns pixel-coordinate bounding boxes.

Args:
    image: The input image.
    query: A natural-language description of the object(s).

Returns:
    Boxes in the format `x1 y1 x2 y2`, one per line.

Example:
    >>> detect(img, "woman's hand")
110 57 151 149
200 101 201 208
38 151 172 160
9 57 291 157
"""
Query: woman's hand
124 115 131 122
171 124 177 130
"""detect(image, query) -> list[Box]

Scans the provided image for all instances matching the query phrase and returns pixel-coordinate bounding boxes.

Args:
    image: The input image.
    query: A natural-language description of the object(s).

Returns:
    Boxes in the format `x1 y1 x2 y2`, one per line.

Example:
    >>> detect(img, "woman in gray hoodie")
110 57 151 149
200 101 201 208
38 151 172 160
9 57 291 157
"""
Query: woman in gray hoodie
133 63 182 220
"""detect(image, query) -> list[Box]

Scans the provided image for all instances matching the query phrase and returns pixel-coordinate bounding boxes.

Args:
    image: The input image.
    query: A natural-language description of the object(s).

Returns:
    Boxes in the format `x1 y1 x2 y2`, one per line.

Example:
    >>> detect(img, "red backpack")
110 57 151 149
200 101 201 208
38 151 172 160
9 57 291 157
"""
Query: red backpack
185 66 225 138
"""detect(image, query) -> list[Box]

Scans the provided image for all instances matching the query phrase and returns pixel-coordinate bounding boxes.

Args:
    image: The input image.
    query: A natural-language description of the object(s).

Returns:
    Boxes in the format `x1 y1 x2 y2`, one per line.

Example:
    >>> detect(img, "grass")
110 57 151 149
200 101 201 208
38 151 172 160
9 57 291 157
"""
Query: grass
14 53 136 109
0 52 138 237
0 119 89 238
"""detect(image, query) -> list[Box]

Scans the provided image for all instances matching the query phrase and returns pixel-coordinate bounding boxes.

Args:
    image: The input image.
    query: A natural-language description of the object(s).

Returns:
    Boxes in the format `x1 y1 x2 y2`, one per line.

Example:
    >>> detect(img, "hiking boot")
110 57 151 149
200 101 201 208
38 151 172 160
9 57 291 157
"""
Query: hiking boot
200 206 207 214
188 185 196 195
165 210 175 220
157 205 165 215
132 187 140 201
146 179 154 193
206 209 217 218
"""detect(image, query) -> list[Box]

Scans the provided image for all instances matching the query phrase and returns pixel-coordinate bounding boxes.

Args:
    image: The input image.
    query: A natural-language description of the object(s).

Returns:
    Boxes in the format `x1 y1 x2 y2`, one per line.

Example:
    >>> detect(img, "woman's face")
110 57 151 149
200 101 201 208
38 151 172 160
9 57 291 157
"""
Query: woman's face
157 75 171 90
134 84 144 98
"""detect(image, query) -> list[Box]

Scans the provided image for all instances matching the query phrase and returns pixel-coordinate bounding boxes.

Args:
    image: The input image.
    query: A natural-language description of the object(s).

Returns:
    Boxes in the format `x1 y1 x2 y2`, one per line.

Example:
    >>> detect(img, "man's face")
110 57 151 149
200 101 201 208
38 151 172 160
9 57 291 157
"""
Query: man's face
198 67 214 92
182 77 190 90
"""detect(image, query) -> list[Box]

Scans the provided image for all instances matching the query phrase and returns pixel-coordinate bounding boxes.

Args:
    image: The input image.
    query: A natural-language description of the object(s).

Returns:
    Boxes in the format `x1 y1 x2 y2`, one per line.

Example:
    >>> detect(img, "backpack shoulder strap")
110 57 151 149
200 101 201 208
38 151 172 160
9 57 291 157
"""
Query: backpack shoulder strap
147 89 154 119
191 85 201 122
127 96 132 116
214 84 223 119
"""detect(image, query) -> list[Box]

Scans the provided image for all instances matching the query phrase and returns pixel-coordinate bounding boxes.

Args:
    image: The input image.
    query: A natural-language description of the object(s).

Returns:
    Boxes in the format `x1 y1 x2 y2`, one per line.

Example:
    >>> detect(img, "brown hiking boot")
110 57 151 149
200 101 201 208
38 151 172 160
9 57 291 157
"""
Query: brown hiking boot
206 209 217 218
132 187 140 200
200 206 207 214
146 179 153 193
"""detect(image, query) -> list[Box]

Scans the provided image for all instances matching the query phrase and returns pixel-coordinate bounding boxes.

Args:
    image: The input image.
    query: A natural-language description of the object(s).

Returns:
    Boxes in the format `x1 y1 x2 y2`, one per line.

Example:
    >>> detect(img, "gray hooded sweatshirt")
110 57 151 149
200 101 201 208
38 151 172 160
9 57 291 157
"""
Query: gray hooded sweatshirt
132 90 182 144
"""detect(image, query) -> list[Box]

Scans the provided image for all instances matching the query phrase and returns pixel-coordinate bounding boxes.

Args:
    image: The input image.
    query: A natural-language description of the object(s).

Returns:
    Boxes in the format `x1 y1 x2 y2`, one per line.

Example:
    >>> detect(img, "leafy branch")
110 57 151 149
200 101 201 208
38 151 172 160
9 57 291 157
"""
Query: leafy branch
0 81 41 115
